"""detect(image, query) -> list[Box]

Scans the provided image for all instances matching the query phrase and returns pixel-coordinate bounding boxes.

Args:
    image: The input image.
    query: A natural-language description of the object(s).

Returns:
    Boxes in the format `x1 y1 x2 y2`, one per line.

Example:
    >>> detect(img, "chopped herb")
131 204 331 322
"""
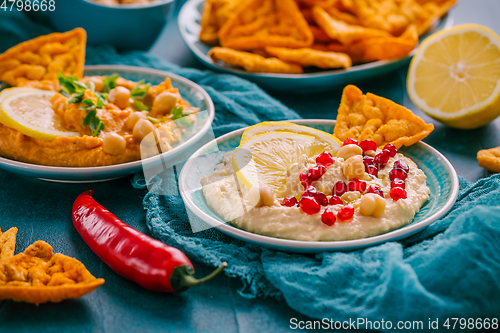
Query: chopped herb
134 100 150 111
103 74 120 93
58 73 88 97
147 116 163 124
67 91 85 104
82 110 105 137
83 110 96 126
95 92 108 103
168 106 191 127
80 98 96 111
130 79 151 99
87 81 95 94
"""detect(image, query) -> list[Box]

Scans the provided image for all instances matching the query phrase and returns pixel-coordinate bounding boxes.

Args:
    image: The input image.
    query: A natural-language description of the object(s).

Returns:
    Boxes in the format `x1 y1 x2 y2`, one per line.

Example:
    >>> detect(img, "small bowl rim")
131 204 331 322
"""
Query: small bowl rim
81 0 174 10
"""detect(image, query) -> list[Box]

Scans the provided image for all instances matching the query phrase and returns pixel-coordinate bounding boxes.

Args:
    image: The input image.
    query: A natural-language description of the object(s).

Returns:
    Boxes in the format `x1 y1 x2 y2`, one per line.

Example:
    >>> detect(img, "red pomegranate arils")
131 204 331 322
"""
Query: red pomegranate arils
316 152 334 167
391 179 405 189
315 192 329 206
302 186 317 198
333 181 347 196
363 155 374 166
389 169 407 181
329 195 343 205
393 160 409 173
300 173 310 188
299 196 321 214
373 149 390 169
337 204 354 221
347 179 367 192
383 144 397 157
366 165 378 177
307 165 326 181
359 140 377 152
366 185 384 197
390 187 407 201
343 138 358 146
281 196 298 207
321 208 336 226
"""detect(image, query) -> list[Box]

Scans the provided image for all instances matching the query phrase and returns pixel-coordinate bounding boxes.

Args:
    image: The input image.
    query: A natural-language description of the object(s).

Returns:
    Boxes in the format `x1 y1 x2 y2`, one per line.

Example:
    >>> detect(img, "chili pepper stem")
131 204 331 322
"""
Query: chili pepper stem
180 262 228 288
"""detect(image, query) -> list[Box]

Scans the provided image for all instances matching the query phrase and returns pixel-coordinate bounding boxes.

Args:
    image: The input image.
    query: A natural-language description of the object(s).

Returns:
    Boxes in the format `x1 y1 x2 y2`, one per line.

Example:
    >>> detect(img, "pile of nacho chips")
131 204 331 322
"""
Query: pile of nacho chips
0 227 104 304
200 0 456 73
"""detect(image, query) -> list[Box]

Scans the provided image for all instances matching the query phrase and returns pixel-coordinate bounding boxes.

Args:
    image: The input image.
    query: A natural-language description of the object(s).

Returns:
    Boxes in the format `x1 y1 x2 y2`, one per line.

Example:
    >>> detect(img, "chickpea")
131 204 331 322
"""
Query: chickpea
153 91 179 115
102 132 126 156
133 118 155 142
125 111 147 130
258 184 275 207
82 76 104 92
336 144 363 160
359 193 386 218
342 155 365 180
108 86 131 109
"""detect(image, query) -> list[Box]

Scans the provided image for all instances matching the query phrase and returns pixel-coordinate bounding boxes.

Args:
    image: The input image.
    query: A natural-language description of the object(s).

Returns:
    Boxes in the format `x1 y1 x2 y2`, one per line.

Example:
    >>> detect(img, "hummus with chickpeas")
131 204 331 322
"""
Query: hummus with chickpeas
0 74 197 167
201 139 430 242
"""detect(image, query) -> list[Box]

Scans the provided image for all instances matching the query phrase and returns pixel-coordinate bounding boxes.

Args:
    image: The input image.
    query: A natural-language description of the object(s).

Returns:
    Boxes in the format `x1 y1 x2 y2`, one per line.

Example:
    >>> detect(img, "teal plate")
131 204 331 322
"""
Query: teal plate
0 65 214 182
178 0 453 93
179 119 459 253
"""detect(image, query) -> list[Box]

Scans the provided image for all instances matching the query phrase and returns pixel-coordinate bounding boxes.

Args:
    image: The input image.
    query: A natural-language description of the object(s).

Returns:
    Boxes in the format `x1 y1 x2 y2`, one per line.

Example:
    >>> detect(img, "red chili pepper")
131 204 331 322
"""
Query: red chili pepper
72 190 227 293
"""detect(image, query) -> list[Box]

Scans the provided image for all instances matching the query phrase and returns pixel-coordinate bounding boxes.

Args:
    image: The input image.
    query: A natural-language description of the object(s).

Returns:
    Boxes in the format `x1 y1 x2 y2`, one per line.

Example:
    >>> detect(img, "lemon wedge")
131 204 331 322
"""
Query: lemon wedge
241 121 342 152
232 131 334 196
0 88 80 140
407 24 500 129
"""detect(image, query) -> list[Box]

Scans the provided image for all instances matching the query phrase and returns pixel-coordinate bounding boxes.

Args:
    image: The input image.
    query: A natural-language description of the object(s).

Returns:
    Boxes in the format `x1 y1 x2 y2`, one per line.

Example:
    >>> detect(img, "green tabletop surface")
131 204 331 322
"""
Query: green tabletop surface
1 0 500 332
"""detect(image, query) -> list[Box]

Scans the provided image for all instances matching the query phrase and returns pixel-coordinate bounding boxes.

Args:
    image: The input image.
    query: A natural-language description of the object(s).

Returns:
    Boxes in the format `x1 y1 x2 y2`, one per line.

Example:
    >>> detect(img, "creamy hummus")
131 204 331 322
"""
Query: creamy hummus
201 150 429 241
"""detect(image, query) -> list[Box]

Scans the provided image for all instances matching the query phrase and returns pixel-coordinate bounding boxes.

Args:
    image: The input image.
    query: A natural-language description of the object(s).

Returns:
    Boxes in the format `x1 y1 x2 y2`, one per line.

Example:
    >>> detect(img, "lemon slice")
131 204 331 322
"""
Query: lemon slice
407 24 500 129
0 88 80 140
241 121 342 153
232 131 332 196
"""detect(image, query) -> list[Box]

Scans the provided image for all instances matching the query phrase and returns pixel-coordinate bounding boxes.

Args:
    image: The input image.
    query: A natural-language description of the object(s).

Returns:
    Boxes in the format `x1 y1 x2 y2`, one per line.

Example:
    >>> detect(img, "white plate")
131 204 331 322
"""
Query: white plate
179 119 459 253
0 65 215 182
178 0 453 93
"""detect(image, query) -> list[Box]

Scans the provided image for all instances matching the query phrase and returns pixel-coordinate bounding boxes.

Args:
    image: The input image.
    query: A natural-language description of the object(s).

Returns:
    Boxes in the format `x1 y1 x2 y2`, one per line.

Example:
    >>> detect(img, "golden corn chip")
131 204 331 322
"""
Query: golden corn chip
199 0 240 44
312 6 391 45
0 228 17 261
314 24 418 63
300 7 316 24
334 85 434 149
310 26 336 43
416 0 456 35
478 147 500 173
0 240 104 304
265 46 352 69
0 28 86 88
209 47 304 73
218 0 314 50
320 5 359 25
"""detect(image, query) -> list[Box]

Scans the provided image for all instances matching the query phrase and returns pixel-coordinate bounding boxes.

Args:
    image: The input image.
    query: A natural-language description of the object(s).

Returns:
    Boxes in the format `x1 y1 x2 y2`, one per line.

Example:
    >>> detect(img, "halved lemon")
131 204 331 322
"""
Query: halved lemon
241 121 342 152
407 24 500 129
232 131 333 196
0 88 80 140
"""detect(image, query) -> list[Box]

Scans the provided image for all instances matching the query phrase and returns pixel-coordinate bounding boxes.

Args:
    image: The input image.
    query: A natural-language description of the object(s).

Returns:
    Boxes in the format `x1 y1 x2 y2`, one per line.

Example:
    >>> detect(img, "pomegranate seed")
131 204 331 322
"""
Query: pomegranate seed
300 173 310 188
383 144 397 157
373 149 390 169
321 208 336 226
307 165 326 181
359 140 377 152
302 186 317 198
367 185 384 197
343 138 358 146
390 187 407 201
391 179 405 189
348 179 367 192
366 165 378 177
337 204 354 221
299 196 321 214
389 169 407 181
363 155 374 166
281 196 298 207
393 160 409 173
316 152 334 167
329 195 343 205
333 181 347 196
315 192 329 206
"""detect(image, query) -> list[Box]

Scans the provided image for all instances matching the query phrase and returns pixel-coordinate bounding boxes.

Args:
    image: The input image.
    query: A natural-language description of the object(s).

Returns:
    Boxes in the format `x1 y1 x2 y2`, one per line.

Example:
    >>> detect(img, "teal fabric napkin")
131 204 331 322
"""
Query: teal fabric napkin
2 12 500 329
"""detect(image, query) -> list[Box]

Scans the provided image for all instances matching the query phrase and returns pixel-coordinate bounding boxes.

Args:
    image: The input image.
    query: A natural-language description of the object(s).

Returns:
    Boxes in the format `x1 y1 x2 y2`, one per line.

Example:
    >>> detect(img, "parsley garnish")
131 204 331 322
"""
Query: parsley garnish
67 91 85 104
58 73 87 97
169 106 191 127
83 110 105 137
130 80 151 99
103 74 120 93
134 100 150 111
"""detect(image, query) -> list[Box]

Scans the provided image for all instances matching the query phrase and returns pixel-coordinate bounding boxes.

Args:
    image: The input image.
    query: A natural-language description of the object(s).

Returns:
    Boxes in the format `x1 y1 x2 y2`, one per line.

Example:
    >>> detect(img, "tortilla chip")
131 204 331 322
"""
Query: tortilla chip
314 24 418 63
313 6 391 45
0 240 104 304
334 85 434 149
320 5 359 25
0 28 86 89
218 0 313 50
416 0 456 35
209 47 303 73
310 26 336 43
478 147 500 173
265 46 351 69
0 228 17 261
199 0 240 44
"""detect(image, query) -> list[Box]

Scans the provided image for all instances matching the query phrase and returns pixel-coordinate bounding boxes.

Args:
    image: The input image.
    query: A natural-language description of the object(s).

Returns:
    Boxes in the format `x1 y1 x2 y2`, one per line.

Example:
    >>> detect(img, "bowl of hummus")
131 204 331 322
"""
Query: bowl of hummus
0 65 215 182
179 119 459 253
